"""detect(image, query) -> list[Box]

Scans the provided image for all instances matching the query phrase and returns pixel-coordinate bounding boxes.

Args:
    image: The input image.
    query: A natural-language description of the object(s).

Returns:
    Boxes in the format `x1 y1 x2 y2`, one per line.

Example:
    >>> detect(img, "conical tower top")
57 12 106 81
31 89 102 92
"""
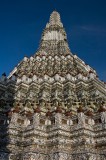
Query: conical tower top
49 10 63 27
40 10 69 52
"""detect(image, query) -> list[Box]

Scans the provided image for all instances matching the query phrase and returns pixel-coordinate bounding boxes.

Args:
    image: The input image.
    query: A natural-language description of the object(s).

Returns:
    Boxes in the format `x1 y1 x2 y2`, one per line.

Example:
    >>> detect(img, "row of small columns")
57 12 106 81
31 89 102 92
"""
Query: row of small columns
3 105 106 127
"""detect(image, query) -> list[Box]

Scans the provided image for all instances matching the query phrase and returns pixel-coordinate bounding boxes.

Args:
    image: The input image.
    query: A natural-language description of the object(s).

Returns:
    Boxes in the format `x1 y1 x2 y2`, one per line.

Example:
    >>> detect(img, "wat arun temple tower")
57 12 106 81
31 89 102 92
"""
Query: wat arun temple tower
0 11 106 160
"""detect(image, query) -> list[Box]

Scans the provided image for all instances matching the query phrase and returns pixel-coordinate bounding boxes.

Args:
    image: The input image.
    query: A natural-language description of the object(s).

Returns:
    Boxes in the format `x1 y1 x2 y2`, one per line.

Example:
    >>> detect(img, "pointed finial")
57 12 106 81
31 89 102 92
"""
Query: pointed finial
49 10 63 27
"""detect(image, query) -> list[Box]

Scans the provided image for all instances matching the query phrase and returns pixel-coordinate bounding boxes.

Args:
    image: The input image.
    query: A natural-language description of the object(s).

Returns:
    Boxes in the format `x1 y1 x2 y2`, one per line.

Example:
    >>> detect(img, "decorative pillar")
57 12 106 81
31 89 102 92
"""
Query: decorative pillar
98 106 106 128
46 110 52 125
77 106 85 126
10 107 20 126
85 110 94 126
65 111 73 126
33 107 41 126
54 106 62 126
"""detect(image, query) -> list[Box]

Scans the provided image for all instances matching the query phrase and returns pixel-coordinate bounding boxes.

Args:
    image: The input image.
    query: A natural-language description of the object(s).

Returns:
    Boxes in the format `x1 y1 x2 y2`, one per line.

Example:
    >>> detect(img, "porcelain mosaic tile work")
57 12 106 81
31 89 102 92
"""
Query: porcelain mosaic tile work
0 11 106 160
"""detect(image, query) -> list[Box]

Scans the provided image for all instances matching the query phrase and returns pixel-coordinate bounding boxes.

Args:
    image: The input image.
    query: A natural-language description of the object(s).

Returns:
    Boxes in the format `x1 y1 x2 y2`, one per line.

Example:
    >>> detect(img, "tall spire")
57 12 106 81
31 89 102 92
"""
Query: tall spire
49 11 63 27
40 11 70 54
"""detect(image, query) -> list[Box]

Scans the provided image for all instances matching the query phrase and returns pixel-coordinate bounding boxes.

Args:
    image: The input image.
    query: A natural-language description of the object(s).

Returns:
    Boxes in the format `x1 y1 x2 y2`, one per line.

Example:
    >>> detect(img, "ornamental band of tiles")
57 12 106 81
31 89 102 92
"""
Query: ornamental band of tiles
0 11 106 160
